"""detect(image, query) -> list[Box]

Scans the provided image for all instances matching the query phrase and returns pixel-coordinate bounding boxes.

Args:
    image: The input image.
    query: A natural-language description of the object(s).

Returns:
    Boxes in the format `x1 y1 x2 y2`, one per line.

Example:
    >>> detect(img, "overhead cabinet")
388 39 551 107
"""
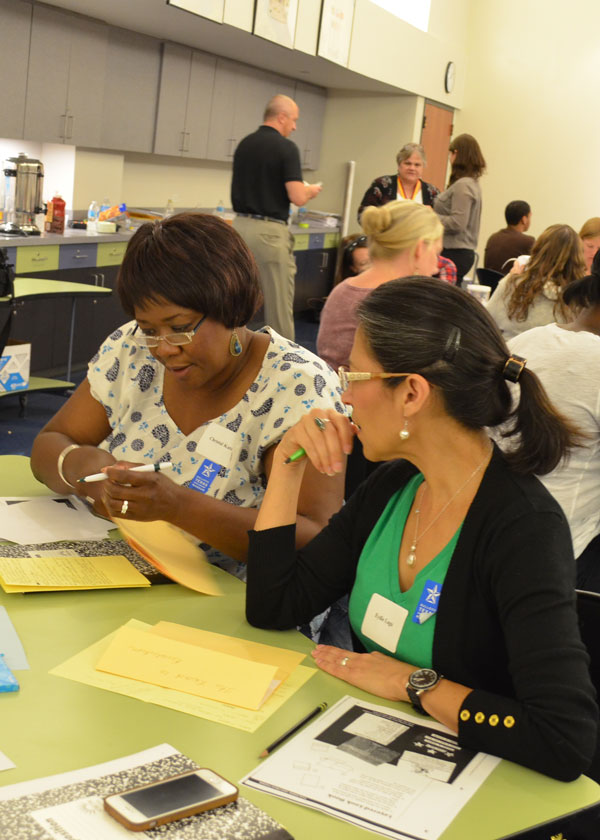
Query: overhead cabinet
100 28 162 153
24 4 108 146
154 43 217 157
0 0 31 140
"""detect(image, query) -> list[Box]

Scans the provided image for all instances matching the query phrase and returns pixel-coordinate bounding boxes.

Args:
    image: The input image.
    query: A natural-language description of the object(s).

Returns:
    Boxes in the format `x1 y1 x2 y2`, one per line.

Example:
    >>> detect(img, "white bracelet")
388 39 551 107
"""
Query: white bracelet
57 444 81 489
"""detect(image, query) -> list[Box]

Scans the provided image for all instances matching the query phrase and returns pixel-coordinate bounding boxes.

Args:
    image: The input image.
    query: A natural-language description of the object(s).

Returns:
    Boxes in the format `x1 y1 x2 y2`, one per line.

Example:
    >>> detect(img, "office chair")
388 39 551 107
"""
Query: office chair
475 267 503 294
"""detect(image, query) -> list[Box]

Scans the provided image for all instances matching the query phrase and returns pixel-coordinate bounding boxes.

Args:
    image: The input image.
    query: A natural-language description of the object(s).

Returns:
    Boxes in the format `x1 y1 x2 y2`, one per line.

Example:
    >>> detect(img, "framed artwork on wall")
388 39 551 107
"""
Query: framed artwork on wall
317 0 355 67
167 0 225 23
254 0 299 49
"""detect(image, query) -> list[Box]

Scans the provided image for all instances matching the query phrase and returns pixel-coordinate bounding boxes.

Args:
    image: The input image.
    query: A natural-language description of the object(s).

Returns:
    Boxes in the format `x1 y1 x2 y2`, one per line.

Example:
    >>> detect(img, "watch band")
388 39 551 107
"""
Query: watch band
406 669 443 714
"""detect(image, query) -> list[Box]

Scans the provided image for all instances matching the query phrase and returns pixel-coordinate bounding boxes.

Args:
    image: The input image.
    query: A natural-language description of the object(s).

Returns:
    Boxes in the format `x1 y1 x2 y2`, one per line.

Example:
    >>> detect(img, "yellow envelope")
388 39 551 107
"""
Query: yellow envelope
150 621 306 684
95 624 278 710
112 517 221 596
0 554 150 593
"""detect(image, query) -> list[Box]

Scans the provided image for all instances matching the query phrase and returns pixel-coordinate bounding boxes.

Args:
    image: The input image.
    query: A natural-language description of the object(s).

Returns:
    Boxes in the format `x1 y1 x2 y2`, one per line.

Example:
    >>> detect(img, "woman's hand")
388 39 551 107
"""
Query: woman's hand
312 644 416 703
100 462 183 523
275 408 356 476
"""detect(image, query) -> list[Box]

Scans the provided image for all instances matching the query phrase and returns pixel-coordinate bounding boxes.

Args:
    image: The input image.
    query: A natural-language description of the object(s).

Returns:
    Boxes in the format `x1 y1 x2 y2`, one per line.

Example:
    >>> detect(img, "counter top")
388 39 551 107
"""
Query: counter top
0 221 339 248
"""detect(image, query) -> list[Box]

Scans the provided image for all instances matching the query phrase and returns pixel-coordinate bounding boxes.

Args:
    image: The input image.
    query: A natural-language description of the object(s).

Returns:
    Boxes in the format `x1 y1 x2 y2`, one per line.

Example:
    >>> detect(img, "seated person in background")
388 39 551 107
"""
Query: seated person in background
502 249 600 591
483 200 535 274
333 233 370 287
246 276 598 782
30 213 345 579
579 217 600 273
486 223 585 339
317 201 442 372
357 142 440 221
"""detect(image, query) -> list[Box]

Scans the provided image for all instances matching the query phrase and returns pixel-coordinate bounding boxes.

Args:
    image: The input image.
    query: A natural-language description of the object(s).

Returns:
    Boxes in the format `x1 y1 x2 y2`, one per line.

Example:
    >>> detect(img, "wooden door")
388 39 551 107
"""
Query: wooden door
420 102 454 192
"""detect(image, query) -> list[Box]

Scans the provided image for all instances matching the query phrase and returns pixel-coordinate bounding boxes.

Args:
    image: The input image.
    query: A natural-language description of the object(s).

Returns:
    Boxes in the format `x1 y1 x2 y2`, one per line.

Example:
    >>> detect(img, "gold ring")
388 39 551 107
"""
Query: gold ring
314 417 329 432
120 500 129 516
340 656 350 666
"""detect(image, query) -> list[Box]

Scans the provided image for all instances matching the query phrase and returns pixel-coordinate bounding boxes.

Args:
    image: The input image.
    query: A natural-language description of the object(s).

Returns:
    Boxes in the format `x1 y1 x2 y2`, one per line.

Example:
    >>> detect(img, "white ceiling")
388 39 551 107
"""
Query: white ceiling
38 0 404 94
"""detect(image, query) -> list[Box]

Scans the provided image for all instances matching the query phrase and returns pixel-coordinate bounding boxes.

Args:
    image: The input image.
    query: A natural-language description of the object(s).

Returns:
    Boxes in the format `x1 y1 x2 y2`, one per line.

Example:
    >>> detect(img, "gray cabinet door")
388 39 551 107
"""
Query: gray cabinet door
24 4 107 146
100 28 161 153
294 82 326 170
154 42 193 156
24 4 71 142
205 57 239 161
183 50 217 158
0 0 31 140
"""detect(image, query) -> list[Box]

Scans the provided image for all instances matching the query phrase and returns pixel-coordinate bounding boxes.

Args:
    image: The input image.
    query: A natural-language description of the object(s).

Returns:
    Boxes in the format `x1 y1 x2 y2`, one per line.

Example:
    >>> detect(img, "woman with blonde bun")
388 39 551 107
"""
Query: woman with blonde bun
317 201 443 371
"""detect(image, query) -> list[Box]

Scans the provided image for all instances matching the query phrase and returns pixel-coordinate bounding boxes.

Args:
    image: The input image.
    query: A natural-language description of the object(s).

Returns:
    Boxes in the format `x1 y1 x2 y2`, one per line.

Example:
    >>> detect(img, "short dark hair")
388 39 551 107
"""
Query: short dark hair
356 277 578 475
117 213 262 328
505 200 531 226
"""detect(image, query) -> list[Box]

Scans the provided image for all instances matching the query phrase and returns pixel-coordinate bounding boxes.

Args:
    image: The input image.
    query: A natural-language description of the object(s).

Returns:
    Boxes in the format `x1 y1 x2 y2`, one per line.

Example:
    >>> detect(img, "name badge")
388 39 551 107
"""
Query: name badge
412 579 443 624
189 423 236 495
361 593 408 653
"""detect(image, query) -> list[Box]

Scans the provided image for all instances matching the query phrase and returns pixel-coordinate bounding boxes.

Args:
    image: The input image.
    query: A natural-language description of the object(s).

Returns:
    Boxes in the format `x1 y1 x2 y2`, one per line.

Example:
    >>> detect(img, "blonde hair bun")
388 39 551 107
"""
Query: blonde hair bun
361 204 392 237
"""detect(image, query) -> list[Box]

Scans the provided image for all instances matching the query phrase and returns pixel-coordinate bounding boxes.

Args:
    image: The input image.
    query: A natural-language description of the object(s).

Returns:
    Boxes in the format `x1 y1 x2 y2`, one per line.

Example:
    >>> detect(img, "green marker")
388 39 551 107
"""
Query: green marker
284 447 306 464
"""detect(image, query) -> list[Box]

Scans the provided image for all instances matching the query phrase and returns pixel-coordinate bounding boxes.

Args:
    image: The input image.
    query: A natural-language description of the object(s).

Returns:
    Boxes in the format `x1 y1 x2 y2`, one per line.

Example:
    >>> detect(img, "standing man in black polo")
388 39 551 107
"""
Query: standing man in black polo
232 94 322 340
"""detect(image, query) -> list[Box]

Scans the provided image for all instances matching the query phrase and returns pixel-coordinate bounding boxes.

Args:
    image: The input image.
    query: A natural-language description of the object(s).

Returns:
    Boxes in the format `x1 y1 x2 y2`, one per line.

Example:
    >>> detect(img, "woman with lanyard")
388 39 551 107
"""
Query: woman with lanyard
357 143 440 220
246 276 598 781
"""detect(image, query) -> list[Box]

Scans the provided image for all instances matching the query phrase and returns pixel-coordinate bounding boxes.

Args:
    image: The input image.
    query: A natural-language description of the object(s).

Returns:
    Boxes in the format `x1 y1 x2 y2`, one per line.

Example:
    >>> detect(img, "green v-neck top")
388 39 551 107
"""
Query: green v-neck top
348 473 462 668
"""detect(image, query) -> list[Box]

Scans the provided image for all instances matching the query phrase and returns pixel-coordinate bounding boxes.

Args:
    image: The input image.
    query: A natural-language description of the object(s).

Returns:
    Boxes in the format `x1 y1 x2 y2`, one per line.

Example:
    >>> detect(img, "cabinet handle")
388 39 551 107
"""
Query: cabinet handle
32 255 48 262
303 148 310 167
66 114 74 140
59 113 67 140
227 138 236 157
178 130 185 152
98 273 105 287
321 252 329 269
74 253 89 259
91 273 98 285
184 132 191 153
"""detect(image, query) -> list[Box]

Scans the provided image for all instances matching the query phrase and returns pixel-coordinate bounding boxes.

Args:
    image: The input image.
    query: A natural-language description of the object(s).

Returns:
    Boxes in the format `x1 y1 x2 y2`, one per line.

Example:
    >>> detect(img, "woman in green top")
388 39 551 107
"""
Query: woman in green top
246 277 598 781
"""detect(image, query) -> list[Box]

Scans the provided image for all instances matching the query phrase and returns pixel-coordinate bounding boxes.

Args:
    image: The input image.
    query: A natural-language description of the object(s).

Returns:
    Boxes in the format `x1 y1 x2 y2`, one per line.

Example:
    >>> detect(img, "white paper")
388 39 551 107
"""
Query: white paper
32 796 143 840
243 695 500 840
0 606 29 670
0 497 113 545
0 751 15 773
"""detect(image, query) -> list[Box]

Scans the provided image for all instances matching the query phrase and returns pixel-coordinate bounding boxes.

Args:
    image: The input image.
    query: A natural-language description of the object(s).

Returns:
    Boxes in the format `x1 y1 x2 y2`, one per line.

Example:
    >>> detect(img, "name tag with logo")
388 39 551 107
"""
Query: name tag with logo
361 593 408 653
412 579 443 624
190 423 236 495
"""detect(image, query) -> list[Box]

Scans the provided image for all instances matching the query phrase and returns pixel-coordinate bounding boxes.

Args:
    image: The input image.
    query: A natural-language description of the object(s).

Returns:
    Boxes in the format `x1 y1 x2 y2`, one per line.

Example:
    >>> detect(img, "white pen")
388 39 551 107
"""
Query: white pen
77 462 175 483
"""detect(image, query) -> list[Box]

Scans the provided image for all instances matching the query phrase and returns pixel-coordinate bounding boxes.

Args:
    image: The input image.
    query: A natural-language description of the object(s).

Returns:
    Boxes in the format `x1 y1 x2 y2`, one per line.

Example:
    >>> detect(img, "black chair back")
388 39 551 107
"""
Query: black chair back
475 267 503 294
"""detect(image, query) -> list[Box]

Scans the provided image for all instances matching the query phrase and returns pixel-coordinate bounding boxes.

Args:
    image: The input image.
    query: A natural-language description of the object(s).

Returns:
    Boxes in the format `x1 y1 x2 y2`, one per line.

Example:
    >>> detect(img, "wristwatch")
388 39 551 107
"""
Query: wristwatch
406 668 443 714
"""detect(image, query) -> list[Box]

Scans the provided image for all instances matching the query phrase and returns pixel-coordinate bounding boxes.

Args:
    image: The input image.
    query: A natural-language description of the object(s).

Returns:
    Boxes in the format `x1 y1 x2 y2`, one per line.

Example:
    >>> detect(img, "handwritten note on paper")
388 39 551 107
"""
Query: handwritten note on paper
50 619 316 732
0 555 150 593
111 518 222 596
95 625 279 710
150 622 306 684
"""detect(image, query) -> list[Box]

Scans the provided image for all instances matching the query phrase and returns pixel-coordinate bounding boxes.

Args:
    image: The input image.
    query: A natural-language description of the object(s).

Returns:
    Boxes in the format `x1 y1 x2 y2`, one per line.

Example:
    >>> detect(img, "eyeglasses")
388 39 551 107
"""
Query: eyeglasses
132 315 207 348
338 366 411 391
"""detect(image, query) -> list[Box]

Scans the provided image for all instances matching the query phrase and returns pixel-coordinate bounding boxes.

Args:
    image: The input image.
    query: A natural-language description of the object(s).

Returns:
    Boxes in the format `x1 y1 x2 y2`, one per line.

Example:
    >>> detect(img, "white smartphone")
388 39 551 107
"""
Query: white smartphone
103 769 238 831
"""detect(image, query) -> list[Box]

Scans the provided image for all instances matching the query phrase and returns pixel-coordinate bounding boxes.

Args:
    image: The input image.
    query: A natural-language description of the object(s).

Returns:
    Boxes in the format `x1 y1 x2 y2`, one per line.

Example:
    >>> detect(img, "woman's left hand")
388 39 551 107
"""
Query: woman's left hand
312 645 415 703
100 462 183 522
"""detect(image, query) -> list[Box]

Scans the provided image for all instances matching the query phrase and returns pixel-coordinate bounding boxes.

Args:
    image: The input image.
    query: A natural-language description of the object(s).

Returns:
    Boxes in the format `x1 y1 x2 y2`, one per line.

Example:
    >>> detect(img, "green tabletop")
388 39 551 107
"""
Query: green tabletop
0 456 598 839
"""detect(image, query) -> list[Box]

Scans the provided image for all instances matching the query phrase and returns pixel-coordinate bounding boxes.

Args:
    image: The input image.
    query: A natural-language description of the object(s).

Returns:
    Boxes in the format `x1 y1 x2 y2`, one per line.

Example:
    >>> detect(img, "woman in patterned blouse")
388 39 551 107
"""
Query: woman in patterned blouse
31 213 345 572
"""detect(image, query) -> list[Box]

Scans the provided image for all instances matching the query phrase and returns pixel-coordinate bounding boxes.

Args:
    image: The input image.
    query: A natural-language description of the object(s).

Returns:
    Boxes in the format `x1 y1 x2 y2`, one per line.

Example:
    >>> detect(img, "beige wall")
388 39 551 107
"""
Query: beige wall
455 0 600 255
311 91 423 225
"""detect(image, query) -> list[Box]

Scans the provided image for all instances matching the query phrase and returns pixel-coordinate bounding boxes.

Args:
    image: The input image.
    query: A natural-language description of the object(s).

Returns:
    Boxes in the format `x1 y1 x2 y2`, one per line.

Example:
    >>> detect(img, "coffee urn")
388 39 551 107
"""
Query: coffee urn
1 153 45 235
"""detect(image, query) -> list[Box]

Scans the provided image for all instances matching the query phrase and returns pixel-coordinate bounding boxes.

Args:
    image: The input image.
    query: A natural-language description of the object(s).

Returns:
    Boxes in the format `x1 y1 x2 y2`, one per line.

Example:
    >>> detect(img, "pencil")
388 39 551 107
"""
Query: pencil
259 702 328 757
77 462 175 483
284 447 306 464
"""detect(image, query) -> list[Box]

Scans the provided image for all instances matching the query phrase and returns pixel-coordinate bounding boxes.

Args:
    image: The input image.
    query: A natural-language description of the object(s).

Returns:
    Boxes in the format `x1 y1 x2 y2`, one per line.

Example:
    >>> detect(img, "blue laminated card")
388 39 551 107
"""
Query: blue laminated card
0 653 19 692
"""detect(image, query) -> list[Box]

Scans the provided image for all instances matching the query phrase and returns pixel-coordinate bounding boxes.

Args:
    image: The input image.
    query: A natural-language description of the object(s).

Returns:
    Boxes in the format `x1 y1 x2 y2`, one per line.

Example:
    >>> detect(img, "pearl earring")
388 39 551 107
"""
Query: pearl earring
399 419 410 440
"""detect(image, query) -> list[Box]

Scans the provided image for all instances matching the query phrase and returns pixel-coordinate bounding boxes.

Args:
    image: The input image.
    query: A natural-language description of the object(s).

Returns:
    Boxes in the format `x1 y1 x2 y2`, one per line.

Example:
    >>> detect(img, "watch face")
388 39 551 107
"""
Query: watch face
409 668 439 690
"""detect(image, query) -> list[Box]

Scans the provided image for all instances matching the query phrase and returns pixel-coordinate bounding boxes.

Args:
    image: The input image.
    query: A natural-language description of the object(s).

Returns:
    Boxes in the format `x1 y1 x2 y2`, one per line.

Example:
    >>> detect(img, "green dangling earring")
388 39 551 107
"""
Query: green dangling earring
229 331 242 356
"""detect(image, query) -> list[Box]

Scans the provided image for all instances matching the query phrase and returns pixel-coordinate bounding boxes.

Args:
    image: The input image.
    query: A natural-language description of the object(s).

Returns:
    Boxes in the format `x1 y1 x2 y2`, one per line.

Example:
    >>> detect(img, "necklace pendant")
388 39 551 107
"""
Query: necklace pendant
407 548 416 567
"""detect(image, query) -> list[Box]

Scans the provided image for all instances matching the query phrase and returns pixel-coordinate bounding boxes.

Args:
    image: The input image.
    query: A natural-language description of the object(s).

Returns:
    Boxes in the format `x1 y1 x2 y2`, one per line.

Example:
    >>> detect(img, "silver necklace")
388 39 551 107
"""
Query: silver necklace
406 453 490 567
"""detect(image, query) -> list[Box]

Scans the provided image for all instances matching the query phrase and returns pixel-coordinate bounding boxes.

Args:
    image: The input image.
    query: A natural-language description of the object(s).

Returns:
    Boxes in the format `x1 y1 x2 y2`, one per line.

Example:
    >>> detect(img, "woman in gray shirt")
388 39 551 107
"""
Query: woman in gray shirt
434 134 486 284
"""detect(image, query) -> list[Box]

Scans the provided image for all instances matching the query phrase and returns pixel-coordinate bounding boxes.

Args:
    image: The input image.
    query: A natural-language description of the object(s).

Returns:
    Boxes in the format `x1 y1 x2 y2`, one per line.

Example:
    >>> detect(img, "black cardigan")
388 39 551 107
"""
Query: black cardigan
357 174 440 221
247 448 598 781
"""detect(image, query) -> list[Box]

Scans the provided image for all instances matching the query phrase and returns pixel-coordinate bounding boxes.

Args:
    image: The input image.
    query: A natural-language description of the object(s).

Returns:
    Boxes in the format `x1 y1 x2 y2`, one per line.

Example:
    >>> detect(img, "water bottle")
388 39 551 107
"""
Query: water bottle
164 198 175 218
214 200 225 219
87 200 99 234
